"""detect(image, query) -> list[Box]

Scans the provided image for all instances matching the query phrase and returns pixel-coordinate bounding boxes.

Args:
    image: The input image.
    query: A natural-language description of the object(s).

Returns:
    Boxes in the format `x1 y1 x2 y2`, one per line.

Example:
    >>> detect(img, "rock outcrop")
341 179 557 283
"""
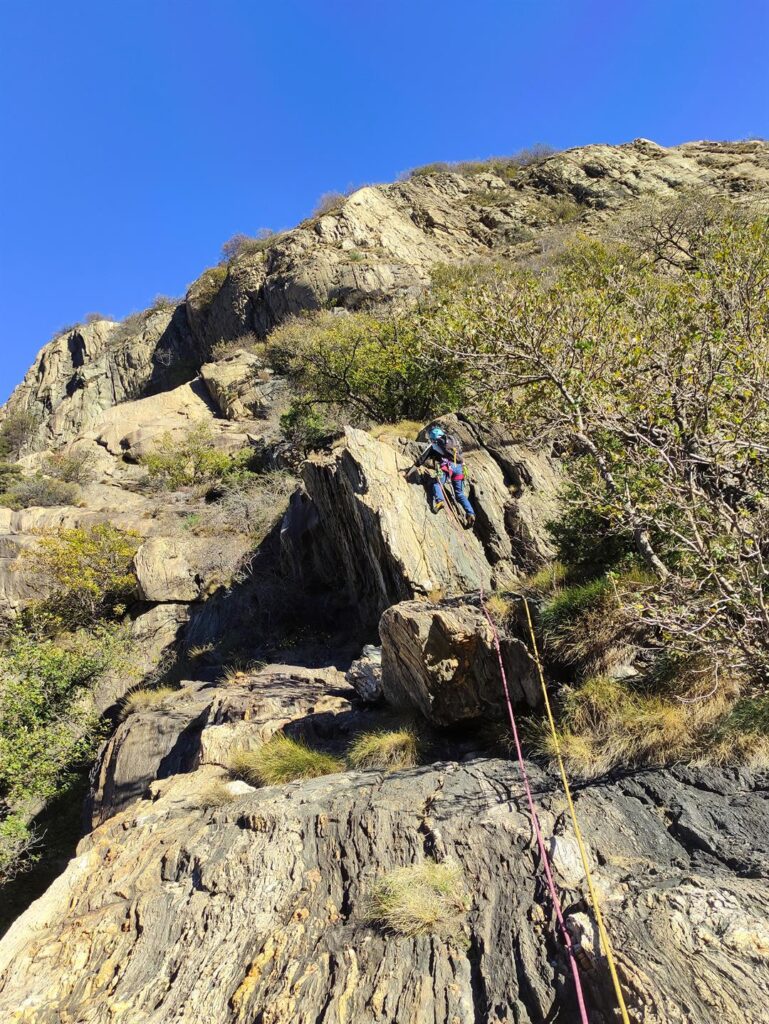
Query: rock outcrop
293 421 560 625
2 724 767 1023
380 596 541 723
3 139 769 1023
6 141 769 449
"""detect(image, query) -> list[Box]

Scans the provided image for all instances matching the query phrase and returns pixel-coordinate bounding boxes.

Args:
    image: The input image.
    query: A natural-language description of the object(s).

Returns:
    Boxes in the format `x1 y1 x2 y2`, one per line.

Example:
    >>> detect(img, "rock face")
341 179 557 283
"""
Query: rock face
294 422 560 625
380 597 541 723
0 307 207 448
89 664 354 826
6 141 769 449
1 731 767 1023
186 140 769 353
3 140 769 1023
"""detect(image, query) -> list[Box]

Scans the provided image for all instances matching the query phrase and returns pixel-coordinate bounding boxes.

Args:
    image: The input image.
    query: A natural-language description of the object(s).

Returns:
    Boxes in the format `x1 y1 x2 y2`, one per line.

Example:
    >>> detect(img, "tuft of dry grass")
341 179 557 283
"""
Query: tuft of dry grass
228 735 344 787
347 729 419 772
528 674 766 777
197 781 238 808
483 593 513 627
119 686 177 720
366 858 468 938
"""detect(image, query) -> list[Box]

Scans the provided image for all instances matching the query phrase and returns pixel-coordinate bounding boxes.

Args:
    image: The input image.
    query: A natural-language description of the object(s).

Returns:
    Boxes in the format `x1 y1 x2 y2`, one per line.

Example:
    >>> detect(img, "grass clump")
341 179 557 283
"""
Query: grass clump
197 780 238 807
228 735 344 787
119 685 177 719
369 419 425 443
367 858 468 938
347 729 419 772
483 593 513 627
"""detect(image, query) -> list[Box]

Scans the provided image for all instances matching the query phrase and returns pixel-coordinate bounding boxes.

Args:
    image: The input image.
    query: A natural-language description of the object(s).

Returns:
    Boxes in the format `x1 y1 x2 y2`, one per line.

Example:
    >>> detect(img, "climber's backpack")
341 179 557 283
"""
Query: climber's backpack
439 432 464 465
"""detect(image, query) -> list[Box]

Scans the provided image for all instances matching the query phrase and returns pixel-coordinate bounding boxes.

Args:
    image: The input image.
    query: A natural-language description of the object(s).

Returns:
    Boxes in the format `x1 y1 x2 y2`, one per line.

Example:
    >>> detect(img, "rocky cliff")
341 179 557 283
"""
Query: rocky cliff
1 663 767 1024
2 139 769 1023
4 139 768 449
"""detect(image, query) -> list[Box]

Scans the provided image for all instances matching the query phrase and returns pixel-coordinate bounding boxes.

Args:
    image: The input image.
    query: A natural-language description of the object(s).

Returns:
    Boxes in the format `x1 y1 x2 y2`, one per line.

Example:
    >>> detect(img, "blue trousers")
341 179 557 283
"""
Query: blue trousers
433 464 475 516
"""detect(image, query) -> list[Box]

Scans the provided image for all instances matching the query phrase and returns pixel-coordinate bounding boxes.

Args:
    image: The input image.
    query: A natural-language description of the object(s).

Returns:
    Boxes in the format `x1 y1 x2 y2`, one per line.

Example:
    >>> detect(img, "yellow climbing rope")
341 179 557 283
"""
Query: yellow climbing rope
522 597 631 1024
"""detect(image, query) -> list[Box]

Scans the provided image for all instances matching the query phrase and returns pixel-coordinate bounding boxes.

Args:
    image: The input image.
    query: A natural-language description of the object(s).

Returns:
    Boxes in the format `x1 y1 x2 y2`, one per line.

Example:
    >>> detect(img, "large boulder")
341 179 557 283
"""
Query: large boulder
379 597 541 724
2 758 768 1024
200 349 287 423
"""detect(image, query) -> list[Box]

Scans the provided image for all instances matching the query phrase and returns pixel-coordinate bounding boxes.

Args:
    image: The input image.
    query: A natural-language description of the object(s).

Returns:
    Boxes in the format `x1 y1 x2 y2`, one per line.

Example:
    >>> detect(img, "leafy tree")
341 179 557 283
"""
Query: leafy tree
265 309 468 424
0 409 40 460
416 202 769 680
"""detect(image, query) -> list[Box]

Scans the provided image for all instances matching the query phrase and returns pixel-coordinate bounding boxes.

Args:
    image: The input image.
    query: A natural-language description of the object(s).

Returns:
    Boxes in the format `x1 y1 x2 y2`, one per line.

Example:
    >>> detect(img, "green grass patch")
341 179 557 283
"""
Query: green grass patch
228 735 344 786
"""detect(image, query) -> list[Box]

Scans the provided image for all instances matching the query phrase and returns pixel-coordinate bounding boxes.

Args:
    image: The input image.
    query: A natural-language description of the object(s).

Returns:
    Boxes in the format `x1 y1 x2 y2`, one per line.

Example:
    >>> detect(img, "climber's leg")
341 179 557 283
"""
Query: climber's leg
450 467 475 517
432 475 447 511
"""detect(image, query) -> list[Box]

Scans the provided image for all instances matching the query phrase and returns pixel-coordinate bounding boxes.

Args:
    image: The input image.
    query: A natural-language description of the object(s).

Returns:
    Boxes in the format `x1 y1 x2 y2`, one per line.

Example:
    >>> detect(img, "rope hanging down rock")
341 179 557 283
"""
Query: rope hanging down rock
433 475 590 1023
434 469 631 1022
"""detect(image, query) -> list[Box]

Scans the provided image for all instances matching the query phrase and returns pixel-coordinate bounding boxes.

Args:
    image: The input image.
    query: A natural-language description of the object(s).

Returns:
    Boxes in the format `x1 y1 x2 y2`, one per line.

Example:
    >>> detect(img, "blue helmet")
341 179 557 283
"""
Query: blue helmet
427 426 446 443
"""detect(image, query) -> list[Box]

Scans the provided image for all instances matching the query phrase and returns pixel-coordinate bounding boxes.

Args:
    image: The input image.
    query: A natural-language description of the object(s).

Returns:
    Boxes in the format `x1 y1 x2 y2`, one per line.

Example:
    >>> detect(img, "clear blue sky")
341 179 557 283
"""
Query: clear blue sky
1 0 767 403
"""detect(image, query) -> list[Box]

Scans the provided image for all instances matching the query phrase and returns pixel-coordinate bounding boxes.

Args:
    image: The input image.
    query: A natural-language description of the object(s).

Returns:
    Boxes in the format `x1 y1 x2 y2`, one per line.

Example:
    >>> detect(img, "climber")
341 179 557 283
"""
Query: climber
403 425 476 526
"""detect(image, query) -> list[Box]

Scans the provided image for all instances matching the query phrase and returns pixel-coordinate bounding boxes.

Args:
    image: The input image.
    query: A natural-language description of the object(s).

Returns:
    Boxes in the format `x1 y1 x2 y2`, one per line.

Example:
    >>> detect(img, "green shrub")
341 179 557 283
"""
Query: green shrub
366 858 468 937
0 409 40 460
347 729 419 772
0 814 39 884
0 627 121 805
0 474 78 510
0 461 21 492
228 735 344 786
0 624 129 882
266 309 468 424
42 449 95 484
280 403 336 453
23 523 140 627
539 578 612 634
140 422 250 490
190 264 229 309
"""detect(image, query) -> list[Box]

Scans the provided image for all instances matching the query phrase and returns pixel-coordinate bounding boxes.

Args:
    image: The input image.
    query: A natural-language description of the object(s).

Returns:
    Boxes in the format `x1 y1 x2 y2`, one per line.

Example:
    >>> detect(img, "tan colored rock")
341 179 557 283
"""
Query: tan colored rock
134 536 216 602
200 349 287 422
0 306 207 448
379 597 541 723
295 424 560 624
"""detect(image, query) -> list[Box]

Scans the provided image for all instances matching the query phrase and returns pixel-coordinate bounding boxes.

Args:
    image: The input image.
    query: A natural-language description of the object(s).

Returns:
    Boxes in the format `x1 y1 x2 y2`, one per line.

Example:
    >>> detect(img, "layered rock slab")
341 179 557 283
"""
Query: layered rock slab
1 763 767 1023
296 426 559 625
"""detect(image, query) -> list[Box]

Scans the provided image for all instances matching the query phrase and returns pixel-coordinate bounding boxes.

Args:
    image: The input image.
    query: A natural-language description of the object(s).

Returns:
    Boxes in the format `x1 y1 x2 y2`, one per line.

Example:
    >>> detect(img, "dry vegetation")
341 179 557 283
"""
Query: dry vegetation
119 686 178 720
347 729 419 772
366 858 468 938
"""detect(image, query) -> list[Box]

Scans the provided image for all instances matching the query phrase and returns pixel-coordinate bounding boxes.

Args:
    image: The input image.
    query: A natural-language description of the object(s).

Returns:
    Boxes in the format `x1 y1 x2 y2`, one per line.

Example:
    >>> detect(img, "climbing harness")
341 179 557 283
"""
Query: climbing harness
434 471 631 1023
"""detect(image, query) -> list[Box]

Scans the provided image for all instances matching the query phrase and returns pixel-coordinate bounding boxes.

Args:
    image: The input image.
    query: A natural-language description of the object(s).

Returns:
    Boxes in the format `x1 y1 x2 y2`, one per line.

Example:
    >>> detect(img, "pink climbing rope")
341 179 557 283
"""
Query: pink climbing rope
435 476 591 1023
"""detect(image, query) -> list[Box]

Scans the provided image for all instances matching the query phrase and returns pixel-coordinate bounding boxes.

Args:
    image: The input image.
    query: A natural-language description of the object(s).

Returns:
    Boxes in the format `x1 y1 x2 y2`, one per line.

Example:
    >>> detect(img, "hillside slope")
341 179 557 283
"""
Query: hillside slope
1 139 769 1024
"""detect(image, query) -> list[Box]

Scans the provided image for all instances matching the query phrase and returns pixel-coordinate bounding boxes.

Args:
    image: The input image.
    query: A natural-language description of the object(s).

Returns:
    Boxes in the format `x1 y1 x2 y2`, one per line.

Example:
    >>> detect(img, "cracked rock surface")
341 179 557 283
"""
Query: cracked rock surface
1 744 767 1023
